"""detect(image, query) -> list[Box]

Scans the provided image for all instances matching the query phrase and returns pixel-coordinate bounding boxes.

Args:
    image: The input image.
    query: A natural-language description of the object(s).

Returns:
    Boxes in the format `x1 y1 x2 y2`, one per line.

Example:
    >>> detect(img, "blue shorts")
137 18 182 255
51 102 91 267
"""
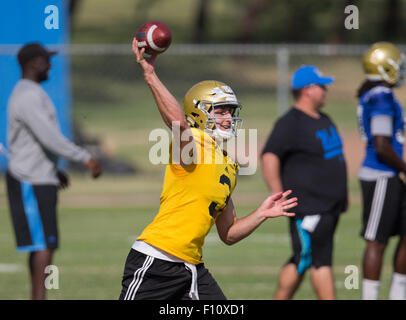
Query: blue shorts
6 171 58 252
287 214 339 274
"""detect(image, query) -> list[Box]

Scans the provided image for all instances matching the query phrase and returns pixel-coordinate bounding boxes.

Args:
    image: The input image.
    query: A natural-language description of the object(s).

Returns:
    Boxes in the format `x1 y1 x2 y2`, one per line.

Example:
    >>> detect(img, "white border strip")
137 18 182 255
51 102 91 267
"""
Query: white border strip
365 177 387 240
124 255 154 300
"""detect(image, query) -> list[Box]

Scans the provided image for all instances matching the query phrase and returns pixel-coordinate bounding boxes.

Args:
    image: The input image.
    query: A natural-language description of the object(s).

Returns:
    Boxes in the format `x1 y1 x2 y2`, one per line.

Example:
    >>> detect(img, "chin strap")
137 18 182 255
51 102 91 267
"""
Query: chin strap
212 128 234 141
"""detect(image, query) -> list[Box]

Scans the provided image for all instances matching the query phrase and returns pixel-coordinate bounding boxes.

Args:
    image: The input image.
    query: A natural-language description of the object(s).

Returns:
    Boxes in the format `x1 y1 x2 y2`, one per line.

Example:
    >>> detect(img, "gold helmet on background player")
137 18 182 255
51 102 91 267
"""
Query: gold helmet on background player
183 80 243 140
362 42 405 86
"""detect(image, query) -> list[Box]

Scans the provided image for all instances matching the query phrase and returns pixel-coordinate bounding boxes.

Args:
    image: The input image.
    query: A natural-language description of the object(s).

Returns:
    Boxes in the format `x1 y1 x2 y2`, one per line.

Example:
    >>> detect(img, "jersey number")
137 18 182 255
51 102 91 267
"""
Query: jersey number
357 105 367 142
208 174 231 219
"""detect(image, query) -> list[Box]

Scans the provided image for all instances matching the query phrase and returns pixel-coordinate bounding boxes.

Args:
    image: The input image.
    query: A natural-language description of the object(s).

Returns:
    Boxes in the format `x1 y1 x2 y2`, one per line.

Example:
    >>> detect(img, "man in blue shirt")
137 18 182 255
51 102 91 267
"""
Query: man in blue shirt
357 42 406 300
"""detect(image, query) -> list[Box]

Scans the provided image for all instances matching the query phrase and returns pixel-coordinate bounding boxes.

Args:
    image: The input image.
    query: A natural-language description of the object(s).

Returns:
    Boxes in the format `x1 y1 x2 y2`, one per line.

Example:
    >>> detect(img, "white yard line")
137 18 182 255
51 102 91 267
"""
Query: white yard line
0 263 23 273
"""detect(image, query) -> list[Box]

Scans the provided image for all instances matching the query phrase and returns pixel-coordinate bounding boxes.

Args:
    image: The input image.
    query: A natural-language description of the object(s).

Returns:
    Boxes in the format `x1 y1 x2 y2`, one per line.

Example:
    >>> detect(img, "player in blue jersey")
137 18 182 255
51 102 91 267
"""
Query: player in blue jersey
357 42 406 300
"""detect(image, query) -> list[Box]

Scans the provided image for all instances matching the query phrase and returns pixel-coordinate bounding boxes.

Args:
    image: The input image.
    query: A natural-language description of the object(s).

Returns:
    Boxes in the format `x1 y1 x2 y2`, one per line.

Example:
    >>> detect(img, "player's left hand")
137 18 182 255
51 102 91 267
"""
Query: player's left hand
259 190 297 218
57 170 69 190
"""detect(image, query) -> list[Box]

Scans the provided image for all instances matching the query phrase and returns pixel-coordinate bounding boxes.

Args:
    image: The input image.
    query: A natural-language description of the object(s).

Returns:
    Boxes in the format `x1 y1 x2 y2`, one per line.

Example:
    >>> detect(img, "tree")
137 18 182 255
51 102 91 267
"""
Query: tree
328 0 358 44
382 0 401 41
69 0 81 27
193 0 209 43
237 0 273 42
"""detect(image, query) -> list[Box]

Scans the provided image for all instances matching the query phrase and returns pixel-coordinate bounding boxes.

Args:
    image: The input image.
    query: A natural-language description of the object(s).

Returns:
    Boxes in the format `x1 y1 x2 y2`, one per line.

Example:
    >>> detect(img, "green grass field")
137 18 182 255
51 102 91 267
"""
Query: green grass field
2 0 406 300
0 173 401 300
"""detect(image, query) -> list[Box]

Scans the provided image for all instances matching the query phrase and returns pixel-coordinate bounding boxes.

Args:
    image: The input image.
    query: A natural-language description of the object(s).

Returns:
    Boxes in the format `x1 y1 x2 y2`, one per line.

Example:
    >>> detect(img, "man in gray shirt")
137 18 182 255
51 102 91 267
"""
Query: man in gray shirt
6 43 101 300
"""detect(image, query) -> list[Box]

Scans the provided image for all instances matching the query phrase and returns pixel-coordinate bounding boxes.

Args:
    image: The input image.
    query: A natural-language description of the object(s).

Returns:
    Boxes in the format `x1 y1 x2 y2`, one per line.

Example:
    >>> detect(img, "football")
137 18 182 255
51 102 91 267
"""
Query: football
135 21 172 58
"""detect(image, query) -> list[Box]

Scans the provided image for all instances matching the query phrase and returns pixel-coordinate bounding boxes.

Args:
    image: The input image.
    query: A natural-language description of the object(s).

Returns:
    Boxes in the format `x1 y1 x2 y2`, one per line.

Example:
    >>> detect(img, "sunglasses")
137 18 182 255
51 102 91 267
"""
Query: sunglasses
308 84 327 91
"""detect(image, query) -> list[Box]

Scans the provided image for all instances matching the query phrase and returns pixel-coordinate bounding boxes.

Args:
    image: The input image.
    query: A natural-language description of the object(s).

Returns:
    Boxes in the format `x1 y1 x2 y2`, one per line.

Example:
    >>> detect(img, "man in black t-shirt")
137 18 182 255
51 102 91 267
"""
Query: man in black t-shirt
261 65 348 300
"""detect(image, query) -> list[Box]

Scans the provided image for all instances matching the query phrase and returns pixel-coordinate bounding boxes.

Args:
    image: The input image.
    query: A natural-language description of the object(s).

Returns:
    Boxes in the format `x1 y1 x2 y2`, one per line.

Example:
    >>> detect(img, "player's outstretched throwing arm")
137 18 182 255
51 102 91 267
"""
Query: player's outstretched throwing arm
132 38 193 165
132 38 188 131
215 190 297 245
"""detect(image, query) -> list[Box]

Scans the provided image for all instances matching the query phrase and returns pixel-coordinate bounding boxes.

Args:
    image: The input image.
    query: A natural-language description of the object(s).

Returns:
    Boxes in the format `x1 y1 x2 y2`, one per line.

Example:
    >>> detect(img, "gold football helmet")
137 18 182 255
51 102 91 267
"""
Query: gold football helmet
362 42 405 86
183 80 242 140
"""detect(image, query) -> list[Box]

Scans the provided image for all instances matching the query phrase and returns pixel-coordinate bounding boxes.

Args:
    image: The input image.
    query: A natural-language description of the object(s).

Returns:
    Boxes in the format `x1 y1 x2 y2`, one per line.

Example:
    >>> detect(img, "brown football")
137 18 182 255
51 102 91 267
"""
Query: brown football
136 21 172 58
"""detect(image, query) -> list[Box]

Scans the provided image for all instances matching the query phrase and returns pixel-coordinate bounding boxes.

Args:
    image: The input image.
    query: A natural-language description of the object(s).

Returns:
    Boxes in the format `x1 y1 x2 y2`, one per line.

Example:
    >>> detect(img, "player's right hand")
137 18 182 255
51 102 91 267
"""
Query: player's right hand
85 158 102 178
132 37 156 74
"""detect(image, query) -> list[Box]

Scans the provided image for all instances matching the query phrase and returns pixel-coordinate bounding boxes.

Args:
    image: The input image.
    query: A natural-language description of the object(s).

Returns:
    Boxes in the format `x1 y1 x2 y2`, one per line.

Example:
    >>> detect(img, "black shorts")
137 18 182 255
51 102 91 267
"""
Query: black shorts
287 214 339 274
360 176 406 244
119 249 226 300
6 172 58 252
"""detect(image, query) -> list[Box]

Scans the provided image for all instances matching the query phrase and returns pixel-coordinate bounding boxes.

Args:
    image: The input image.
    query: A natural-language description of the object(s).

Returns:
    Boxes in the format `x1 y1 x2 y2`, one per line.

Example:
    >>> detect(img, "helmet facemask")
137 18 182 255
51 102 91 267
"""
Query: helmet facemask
394 54 406 87
197 100 243 141
376 54 405 86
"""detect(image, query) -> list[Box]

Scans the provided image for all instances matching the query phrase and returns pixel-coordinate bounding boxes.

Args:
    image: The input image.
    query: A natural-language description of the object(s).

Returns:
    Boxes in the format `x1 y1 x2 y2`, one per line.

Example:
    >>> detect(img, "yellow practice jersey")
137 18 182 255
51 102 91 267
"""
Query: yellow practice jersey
137 128 239 264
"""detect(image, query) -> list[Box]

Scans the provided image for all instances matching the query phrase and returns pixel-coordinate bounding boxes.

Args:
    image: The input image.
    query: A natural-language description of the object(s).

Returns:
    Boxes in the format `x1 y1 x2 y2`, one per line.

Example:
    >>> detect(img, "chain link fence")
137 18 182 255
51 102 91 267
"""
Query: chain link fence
2 44 406 175
67 43 372 113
